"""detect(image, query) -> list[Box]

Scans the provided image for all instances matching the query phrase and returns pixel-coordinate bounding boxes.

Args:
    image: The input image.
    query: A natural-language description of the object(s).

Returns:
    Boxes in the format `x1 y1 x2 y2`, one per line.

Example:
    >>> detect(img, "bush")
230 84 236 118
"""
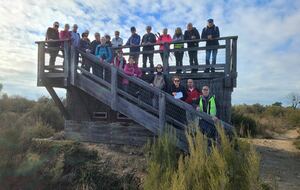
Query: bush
231 111 257 137
144 124 262 190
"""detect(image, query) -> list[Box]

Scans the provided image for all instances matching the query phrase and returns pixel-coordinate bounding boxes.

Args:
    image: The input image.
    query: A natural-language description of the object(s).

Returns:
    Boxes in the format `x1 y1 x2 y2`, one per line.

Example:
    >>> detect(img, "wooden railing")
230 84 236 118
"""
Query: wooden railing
36 36 238 84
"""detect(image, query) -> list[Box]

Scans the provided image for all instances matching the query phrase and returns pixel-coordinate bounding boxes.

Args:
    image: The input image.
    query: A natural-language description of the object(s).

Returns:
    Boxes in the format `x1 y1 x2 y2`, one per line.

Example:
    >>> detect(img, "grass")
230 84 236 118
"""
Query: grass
144 124 264 190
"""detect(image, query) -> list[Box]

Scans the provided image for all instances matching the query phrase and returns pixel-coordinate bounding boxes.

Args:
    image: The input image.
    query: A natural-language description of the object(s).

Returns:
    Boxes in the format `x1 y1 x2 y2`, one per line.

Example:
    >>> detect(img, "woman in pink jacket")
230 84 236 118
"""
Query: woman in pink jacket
122 56 142 92
157 28 172 62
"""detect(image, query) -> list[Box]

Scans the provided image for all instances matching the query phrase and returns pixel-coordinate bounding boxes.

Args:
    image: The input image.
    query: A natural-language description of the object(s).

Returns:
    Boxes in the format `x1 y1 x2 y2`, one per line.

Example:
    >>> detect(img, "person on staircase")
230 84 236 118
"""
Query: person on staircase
169 76 187 101
89 32 101 55
197 85 218 139
184 23 200 73
172 27 184 74
149 64 169 108
112 49 126 70
157 28 172 62
185 79 202 109
201 18 220 73
79 32 91 71
123 56 142 93
94 37 113 77
46 21 60 69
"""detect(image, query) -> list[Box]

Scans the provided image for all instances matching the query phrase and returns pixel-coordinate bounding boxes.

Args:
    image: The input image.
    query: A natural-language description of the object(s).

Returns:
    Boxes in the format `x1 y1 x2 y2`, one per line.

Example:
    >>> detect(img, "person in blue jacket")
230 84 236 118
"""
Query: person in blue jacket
95 37 112 63
94 37 112 77
126 26 141 64
201 19 220 73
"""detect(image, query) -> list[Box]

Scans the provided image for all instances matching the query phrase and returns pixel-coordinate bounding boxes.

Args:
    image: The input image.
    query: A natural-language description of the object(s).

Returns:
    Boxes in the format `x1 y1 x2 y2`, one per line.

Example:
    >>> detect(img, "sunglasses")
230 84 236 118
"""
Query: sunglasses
157 67 162 69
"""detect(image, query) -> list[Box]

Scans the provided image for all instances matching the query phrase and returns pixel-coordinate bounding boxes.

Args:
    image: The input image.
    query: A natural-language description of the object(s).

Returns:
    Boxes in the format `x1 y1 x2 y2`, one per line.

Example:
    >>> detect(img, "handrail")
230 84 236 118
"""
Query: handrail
77 49 220 127
35 36 238 47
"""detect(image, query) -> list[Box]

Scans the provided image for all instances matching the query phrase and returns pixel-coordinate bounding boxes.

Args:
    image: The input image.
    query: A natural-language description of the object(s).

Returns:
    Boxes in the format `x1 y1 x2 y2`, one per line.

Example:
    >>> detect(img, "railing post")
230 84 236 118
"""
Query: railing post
159 92 166 134
224 38 232 87
232 38 237 73
111 66 118 111
163 42 169 74
37 43 45 86
70 46 78 85
63 41 70 87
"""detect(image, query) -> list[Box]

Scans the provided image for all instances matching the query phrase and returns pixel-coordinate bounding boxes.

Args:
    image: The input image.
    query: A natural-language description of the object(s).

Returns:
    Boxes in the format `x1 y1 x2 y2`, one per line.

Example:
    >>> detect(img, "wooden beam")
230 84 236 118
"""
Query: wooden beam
110 67 118 110
63 41 70 87
37 43 45 86
45 85 69 119
159 92 166 133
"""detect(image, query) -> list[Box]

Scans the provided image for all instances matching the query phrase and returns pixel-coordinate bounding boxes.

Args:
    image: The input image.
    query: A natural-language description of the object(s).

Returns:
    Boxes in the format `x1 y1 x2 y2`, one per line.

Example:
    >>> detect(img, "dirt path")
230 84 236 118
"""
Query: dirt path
249 129 300 190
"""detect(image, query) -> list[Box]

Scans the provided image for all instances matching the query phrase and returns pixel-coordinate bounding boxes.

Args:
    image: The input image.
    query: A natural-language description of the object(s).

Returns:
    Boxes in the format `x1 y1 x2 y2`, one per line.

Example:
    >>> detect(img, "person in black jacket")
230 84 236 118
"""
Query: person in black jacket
184 23 200 73
79 33 91 71
201 19 220 72
142 26 156 73
46 21 60 68
89 32 101 55
169 75 187 101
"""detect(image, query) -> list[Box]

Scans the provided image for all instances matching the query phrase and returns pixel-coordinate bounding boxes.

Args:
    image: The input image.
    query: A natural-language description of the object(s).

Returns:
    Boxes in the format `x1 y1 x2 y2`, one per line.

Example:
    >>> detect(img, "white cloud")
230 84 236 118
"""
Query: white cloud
0 0 299 105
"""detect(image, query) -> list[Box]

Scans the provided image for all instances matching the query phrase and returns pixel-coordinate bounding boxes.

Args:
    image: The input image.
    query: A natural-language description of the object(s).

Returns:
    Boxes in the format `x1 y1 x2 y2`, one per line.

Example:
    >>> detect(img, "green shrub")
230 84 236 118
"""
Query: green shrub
144 124 262 190
231 111 257 137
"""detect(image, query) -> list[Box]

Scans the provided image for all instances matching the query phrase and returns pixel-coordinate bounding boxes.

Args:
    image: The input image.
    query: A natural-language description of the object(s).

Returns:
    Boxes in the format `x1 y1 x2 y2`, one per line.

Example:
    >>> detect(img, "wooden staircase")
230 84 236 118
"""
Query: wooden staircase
35 37 237 150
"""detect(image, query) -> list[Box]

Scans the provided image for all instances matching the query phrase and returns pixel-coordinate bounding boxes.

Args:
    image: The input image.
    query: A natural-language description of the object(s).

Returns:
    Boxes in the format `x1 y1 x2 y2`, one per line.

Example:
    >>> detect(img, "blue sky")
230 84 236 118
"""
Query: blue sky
0 0 299 105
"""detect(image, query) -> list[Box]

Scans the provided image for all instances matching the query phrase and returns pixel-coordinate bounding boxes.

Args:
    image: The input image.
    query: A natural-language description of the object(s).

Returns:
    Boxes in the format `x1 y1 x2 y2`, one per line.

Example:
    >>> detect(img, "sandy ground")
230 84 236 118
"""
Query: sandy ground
249 129 300 190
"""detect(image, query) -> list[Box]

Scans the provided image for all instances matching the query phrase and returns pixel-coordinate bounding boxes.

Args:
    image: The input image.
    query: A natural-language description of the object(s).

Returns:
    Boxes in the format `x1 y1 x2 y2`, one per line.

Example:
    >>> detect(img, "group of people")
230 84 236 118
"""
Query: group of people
45 19 220 74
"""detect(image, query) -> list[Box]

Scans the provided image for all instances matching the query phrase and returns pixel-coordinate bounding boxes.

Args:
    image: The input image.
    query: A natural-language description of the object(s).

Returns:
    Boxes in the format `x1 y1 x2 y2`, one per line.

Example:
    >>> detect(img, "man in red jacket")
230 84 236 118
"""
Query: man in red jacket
185 79 202 108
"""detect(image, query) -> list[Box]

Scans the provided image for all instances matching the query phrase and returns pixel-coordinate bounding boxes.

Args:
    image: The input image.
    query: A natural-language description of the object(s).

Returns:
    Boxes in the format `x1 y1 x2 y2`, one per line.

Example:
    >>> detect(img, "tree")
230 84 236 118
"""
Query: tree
0 83 2 92
272 102 282 107
286 92 300 109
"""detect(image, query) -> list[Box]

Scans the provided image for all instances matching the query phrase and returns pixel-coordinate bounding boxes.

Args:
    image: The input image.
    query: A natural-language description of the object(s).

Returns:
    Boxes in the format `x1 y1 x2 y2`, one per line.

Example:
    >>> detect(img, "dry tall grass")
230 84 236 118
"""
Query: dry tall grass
144 124 262 190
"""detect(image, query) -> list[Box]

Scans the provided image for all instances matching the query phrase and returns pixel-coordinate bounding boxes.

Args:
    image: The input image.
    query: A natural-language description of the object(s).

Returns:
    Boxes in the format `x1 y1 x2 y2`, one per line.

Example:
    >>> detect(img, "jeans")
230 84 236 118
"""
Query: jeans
188 51 198 73
205 49 218 72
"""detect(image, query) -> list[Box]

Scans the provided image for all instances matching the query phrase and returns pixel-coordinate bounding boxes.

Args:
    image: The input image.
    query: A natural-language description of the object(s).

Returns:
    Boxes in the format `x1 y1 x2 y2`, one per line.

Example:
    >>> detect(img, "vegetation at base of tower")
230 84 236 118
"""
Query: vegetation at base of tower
143 124 272 190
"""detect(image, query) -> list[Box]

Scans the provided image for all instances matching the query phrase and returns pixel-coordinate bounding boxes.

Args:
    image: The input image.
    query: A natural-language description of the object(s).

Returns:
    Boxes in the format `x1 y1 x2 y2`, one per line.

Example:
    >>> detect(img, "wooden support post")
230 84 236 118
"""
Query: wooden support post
37 43 45 86
70 46 78 85
158 92 166 134
224 39 232 87
232 38 237 73
63 41 70 87
163 43 169 74
111 66 118 111
45 85 70 119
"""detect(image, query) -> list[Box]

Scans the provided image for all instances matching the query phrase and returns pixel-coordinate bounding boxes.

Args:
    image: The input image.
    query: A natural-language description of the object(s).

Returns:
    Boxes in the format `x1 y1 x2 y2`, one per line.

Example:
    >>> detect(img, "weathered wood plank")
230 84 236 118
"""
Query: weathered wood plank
45 86 69 119
110 66 118 111
159 93 166 133
37 43 45 86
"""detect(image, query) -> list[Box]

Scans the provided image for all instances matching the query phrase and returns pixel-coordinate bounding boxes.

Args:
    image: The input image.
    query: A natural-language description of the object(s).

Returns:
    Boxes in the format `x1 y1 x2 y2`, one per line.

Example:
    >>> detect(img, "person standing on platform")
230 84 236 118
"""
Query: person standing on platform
112 30 123 48
172 27 184 74
70 24 80 48
201 18 220 73
46 21 60 68
184 23 200 73
126 27 141 65
157 28 172 62
141 26 156 73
